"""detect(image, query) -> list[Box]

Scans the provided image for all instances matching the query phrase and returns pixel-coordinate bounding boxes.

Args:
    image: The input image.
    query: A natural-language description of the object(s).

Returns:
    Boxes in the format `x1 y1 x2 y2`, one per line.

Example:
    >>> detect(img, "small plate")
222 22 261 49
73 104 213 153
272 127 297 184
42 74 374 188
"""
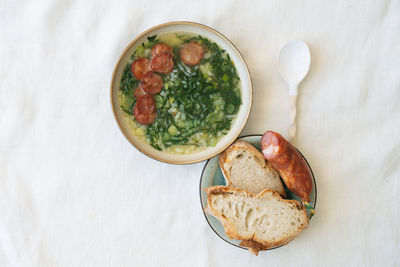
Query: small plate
199 134 317 250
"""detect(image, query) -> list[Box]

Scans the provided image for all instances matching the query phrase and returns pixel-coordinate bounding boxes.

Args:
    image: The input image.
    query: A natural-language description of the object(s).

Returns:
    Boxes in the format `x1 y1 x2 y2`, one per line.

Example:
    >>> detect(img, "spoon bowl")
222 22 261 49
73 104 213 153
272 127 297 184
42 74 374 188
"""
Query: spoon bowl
279 40 311 95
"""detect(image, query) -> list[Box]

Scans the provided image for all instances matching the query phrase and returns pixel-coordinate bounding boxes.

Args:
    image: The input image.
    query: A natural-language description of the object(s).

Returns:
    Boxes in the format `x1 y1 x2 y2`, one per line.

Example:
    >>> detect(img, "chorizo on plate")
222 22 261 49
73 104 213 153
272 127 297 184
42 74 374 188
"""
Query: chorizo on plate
261 131 313 202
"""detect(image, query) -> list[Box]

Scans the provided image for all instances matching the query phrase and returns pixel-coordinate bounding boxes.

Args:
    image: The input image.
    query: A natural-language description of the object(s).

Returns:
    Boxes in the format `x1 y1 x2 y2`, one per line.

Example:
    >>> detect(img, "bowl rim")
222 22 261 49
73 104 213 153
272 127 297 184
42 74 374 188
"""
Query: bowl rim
199 134 318 251
110 21 253 165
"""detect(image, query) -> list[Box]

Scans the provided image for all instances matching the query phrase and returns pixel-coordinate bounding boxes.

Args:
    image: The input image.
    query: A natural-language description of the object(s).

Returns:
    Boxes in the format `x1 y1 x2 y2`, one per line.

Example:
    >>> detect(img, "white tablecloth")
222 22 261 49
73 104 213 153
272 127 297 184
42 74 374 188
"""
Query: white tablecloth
1 0 399 266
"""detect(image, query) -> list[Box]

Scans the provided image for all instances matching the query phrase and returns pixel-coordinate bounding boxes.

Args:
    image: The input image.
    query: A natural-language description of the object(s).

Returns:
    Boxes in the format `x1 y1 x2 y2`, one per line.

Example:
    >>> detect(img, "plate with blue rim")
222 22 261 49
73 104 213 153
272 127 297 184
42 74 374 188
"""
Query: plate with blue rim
199 134 317 251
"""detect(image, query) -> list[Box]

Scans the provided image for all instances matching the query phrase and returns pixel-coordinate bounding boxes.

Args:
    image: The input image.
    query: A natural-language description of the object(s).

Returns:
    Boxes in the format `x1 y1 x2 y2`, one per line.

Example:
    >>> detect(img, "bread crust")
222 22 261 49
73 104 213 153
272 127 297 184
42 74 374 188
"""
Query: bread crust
206 186 309 255
218 140 286 197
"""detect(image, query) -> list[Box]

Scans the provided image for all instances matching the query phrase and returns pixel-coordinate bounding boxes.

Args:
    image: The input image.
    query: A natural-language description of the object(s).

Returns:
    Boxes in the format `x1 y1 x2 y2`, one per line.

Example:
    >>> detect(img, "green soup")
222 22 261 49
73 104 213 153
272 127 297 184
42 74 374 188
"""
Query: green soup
119 33 242 154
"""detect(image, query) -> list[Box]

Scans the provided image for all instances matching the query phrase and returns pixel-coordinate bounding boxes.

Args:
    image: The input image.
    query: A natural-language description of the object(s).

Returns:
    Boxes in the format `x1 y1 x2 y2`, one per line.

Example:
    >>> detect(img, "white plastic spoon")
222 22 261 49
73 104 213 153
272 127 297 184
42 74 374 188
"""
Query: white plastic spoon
278 40 311 140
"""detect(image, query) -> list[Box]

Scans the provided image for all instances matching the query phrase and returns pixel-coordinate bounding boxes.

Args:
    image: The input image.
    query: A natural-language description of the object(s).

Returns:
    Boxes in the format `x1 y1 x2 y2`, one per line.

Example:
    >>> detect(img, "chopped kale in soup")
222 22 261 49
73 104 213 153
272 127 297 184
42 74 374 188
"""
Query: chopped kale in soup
119 33 242 153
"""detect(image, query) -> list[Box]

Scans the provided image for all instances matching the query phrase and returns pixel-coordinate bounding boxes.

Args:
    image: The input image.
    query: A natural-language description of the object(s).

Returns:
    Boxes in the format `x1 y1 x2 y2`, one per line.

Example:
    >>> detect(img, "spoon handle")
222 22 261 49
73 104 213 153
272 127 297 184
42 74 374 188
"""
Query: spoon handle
289 94 297 140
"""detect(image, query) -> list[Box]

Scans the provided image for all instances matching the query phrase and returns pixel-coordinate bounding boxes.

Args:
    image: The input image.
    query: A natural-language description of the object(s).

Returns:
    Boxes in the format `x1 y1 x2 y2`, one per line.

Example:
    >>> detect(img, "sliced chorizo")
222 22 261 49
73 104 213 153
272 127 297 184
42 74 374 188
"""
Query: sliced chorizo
150 52 174 74
134 84 146 99
133 105 156 125
135 95 156 114
141 71 163 95
133 95 157 125
151 43 173 58
180 41 204 66
131 58 151 80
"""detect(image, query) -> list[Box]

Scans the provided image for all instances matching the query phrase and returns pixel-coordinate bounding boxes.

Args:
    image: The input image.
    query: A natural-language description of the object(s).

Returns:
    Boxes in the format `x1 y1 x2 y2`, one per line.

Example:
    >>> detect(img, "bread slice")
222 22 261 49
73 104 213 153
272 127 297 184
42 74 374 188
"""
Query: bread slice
206 186 309 255
219 140 286 196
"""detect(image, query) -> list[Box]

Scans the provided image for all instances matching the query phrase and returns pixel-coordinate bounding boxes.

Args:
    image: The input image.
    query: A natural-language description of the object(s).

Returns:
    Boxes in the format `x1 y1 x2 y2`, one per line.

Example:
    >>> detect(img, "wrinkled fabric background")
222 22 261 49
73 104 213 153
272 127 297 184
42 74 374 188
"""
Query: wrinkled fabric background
1 0 399 266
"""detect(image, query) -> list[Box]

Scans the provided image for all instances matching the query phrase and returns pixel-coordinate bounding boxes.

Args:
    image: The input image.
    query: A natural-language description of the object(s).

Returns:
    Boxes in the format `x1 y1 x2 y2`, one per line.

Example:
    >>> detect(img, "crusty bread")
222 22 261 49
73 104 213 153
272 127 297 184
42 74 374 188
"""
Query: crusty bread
206 186 309 255
219 140 286 197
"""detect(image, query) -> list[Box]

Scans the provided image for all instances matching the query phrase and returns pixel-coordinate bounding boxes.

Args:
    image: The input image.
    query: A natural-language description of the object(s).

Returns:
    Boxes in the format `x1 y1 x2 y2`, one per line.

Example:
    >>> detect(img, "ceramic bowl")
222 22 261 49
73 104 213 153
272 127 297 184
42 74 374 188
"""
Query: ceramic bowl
111 21 252 164
199 134 317 250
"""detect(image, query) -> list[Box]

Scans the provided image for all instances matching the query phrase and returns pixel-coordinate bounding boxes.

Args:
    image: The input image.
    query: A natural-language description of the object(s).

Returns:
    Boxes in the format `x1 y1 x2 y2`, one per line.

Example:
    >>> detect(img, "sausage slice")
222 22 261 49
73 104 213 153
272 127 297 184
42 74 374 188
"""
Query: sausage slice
141 71 163 95
180 41 204 66
133 105 156 125
151 43 173 58
133 95 157 125
134 84 146 99
150 53 174 74
131 58 151 80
